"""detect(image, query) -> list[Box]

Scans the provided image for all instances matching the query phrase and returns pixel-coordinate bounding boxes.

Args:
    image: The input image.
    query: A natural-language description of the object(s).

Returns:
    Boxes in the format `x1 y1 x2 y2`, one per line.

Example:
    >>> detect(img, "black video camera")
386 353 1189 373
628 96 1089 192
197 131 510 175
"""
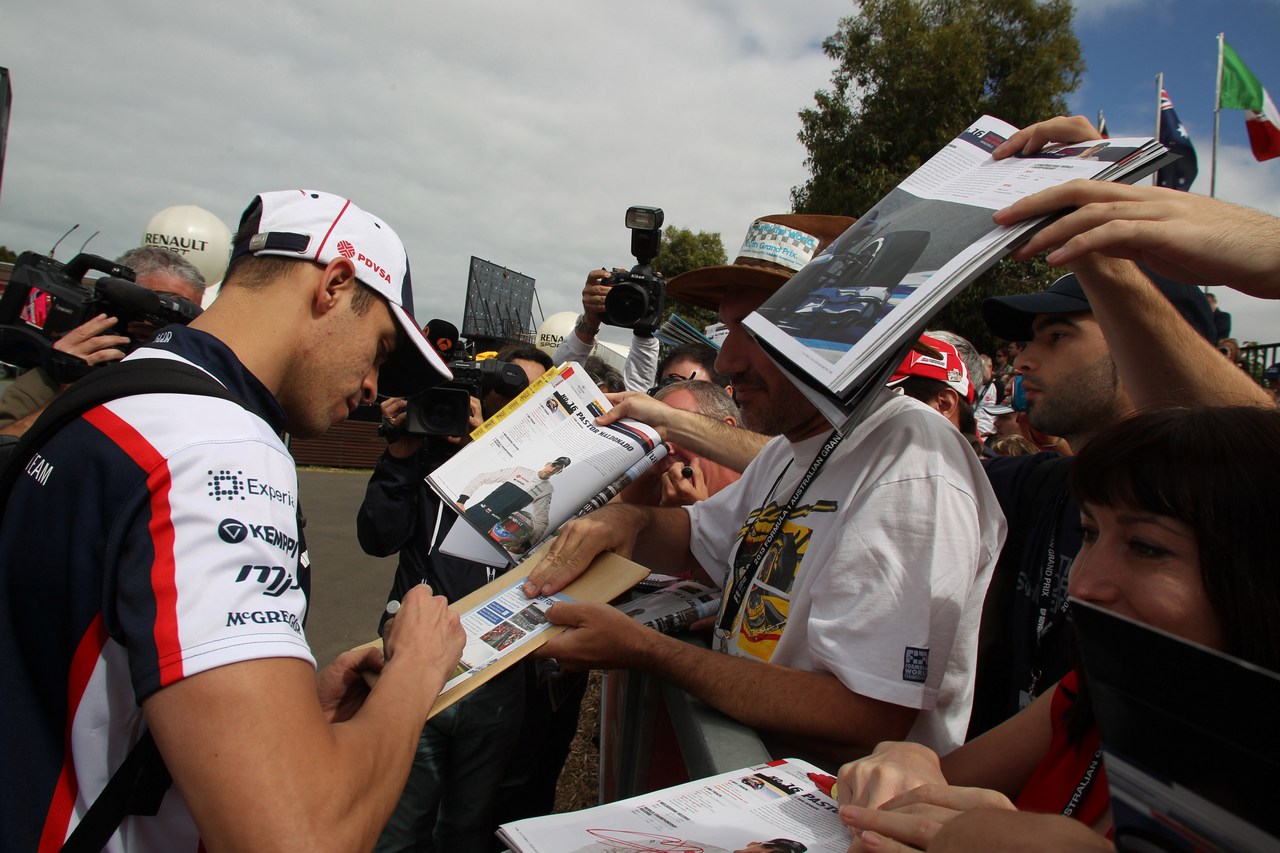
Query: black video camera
602 206 665 333
384 357 530 438
0 251 203 382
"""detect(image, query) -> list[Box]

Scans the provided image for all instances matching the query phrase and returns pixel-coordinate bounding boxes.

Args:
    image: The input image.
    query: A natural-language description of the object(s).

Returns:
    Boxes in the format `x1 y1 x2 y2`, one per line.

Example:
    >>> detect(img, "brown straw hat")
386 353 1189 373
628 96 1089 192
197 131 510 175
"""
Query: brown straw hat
666 213 858 310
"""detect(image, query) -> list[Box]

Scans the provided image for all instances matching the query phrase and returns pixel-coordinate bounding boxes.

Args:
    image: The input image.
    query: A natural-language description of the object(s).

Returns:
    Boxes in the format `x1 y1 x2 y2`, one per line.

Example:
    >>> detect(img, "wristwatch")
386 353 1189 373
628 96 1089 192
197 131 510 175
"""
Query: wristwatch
576 313 601 337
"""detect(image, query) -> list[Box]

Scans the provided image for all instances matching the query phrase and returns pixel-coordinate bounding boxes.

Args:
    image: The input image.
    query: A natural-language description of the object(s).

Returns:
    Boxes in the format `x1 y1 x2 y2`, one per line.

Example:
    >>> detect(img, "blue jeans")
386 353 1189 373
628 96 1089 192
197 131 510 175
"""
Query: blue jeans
374 664 525 853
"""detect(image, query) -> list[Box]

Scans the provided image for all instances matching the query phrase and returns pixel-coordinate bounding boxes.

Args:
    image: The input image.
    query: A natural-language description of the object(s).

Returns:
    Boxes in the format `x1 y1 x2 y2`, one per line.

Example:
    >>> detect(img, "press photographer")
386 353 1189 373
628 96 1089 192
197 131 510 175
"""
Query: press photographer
0 246 205 437
355 340 551 851
379 321 530 439
554 205 665 392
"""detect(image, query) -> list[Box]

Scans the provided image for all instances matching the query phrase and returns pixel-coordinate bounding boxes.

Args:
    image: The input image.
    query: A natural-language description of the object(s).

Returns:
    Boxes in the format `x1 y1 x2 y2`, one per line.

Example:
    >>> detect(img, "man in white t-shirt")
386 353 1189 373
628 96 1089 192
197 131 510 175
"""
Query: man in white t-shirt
525 214 1006 762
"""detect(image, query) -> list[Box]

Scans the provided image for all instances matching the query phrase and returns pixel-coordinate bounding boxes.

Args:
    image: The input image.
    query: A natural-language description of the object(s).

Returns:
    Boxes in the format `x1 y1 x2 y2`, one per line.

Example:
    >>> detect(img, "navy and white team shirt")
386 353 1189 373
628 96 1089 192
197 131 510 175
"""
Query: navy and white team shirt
0 325 314 852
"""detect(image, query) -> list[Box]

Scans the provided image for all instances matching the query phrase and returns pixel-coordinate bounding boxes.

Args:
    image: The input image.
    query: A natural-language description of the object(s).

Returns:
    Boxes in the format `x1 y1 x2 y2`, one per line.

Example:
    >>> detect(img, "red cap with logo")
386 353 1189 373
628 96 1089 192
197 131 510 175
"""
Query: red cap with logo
888 334 974 403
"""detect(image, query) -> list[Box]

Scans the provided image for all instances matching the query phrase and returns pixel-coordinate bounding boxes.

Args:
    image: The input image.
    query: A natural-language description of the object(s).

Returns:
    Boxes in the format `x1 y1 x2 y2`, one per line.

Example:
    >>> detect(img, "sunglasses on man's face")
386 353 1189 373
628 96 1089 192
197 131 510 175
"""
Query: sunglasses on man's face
647 371 698 397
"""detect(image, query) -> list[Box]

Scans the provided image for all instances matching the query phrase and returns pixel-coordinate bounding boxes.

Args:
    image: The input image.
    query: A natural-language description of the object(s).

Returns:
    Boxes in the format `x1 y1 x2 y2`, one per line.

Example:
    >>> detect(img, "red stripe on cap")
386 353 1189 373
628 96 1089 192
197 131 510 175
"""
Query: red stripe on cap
84 406 184 686
313 198 351 262
37 615 109 852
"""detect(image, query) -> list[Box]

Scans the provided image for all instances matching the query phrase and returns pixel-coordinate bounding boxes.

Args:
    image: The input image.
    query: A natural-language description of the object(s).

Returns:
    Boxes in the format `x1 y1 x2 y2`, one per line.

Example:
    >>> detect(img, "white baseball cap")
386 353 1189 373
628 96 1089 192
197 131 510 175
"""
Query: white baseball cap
230 189 451 395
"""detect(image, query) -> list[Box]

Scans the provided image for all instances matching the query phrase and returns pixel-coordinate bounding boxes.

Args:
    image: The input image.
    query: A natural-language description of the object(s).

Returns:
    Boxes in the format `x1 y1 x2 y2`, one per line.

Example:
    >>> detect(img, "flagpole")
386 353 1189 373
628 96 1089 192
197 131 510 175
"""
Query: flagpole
1213 33 1225 198
1154 72 1163 186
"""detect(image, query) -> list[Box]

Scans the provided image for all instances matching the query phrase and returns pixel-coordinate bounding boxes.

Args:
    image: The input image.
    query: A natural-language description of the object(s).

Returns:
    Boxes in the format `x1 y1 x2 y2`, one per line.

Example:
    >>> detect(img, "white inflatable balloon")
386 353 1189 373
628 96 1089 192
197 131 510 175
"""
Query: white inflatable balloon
536 311 579 358
142 205 232 291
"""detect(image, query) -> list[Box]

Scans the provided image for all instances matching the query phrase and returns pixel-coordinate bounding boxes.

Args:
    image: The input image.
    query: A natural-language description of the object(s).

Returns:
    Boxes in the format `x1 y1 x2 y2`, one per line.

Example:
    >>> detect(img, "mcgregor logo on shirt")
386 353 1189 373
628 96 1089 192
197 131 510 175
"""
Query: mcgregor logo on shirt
226 609 302 633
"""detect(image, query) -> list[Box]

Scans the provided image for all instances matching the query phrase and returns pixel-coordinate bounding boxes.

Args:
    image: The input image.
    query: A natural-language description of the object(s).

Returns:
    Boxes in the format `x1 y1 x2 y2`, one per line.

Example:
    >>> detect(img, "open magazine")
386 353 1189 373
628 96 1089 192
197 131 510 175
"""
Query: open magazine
743 114 1176 428
428 362 666 565
498 757 848 852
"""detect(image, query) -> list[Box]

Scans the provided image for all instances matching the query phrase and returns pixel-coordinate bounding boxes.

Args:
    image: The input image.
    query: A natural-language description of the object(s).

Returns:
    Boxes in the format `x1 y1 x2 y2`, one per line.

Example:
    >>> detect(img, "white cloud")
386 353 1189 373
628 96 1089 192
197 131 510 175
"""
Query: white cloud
0 0 850 338
8 0 1272 353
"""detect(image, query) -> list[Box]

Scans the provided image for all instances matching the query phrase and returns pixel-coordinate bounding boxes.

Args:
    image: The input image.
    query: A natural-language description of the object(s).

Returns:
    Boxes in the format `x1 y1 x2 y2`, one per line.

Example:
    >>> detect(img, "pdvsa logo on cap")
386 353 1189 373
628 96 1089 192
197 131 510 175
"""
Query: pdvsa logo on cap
337 240 356 259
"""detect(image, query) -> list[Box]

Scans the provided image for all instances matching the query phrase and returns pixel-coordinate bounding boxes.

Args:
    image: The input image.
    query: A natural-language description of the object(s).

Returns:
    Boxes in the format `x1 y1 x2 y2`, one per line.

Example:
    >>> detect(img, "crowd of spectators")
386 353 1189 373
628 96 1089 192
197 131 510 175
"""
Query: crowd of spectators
2 114 1279 852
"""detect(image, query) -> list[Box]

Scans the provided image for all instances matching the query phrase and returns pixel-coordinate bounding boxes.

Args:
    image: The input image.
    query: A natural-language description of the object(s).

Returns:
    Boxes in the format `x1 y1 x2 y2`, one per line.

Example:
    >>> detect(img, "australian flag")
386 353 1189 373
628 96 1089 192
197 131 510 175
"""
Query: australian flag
1156 89 1197 191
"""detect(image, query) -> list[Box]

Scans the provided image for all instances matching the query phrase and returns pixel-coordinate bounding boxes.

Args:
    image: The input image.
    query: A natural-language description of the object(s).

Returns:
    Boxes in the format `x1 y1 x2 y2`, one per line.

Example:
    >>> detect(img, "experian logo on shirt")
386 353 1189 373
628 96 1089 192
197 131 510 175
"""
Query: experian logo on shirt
247 477 295 507
207 469 246 501
207 470 295 507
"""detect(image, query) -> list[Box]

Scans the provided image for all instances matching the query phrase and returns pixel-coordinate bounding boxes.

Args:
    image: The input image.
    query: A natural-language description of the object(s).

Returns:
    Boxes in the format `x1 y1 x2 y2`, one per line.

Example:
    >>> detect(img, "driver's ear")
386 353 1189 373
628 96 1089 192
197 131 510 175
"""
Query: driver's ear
315 257 358 315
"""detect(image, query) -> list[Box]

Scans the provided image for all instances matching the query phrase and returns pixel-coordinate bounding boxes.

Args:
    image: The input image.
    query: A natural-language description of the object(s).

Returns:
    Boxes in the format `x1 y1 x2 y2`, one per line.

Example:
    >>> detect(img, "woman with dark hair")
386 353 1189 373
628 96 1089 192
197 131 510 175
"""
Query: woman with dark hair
832 406 1280 850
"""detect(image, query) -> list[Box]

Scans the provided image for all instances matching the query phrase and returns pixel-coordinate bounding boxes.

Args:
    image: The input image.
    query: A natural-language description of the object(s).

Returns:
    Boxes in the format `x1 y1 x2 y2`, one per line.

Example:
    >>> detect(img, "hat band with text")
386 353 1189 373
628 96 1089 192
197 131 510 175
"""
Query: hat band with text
736 220 821 273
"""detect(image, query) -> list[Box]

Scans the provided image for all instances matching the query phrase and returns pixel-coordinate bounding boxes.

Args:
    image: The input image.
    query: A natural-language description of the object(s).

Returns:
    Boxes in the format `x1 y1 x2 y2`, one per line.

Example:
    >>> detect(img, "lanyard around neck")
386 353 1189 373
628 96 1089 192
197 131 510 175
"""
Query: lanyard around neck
716 428 844 637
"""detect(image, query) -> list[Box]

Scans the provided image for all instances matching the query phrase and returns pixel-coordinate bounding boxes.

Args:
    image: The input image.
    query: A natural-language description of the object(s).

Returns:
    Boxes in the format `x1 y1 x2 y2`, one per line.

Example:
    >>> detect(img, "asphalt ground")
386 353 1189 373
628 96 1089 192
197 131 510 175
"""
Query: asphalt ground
296 468 399 665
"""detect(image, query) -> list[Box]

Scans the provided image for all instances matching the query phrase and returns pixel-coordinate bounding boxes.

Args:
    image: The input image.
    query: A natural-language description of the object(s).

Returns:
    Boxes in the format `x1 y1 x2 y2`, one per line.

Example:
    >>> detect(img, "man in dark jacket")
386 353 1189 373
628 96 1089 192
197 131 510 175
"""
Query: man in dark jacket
357 343 550 853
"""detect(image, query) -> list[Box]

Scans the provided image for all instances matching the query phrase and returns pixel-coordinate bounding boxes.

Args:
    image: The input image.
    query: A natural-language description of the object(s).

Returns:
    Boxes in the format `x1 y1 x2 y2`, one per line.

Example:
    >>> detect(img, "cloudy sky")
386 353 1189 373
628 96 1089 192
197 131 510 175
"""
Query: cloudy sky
2 0 1278 345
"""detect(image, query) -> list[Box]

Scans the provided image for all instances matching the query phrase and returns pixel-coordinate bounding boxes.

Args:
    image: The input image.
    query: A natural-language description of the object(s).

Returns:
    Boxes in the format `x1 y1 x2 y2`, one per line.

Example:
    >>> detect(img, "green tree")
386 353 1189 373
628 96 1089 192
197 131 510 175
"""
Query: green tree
792 0 1084 352
794 0 1083 217
654 226 727 334
0 245 18 264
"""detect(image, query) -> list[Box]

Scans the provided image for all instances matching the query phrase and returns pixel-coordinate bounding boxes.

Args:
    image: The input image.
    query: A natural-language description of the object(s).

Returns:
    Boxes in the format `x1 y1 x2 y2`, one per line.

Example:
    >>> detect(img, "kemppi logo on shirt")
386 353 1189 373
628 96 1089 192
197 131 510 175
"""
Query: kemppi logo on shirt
218 518 299 557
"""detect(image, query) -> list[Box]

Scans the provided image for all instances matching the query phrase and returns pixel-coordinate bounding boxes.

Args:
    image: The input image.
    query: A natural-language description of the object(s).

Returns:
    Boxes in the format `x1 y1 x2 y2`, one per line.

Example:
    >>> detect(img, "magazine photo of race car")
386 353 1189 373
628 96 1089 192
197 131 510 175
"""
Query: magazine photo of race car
754 188 1001 363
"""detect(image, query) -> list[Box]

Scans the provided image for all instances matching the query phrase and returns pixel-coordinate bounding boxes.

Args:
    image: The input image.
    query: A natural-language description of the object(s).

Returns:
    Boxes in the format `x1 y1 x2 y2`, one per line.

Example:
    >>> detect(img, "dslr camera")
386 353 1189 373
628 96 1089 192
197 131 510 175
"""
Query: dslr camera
601 206 665 333
385 356 530 438
0 251 203 382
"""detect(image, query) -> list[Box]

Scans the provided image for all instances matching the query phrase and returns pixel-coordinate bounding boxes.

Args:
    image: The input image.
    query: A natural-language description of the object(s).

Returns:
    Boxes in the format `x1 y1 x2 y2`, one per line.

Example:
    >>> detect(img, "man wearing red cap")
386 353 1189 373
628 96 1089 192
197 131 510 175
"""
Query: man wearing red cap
0 190 465 851
886 334 977 435
526 214 1004 762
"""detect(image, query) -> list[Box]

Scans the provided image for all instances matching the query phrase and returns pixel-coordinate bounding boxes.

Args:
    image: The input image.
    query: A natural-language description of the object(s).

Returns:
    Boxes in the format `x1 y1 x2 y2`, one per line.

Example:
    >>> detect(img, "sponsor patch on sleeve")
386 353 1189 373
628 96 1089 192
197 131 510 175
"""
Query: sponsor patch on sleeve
902 646 929 683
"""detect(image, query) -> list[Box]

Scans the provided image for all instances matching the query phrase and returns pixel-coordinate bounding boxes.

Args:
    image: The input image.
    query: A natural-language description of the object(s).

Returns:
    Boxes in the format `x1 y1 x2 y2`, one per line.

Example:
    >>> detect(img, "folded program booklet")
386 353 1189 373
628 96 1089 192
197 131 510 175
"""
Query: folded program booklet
1073 599 1280 851
742 114 1177 429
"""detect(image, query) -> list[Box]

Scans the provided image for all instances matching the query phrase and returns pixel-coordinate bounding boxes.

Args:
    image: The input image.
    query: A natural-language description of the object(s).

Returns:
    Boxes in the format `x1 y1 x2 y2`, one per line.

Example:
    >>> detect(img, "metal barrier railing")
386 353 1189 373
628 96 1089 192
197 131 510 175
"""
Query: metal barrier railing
1240 342 1280 381
598 635 771 803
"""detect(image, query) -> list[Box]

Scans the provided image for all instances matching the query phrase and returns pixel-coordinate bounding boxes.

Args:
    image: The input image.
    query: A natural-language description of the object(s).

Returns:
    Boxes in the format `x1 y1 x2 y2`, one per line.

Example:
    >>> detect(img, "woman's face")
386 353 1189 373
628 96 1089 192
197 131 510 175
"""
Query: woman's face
1069 502 1225 651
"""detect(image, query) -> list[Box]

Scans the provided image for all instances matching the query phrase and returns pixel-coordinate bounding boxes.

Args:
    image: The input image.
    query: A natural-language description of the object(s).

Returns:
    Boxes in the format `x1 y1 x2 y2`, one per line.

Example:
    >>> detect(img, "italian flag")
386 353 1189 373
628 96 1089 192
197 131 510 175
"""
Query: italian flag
1221 41 1280 162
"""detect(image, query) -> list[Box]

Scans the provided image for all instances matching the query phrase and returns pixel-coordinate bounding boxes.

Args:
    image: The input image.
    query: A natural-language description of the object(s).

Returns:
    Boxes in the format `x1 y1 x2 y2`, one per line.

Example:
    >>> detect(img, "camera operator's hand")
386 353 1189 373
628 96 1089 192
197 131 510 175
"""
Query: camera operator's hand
581 270 612 322
53 313 131 370
465 394 483 435
380 397 423 459
574 269 616 343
